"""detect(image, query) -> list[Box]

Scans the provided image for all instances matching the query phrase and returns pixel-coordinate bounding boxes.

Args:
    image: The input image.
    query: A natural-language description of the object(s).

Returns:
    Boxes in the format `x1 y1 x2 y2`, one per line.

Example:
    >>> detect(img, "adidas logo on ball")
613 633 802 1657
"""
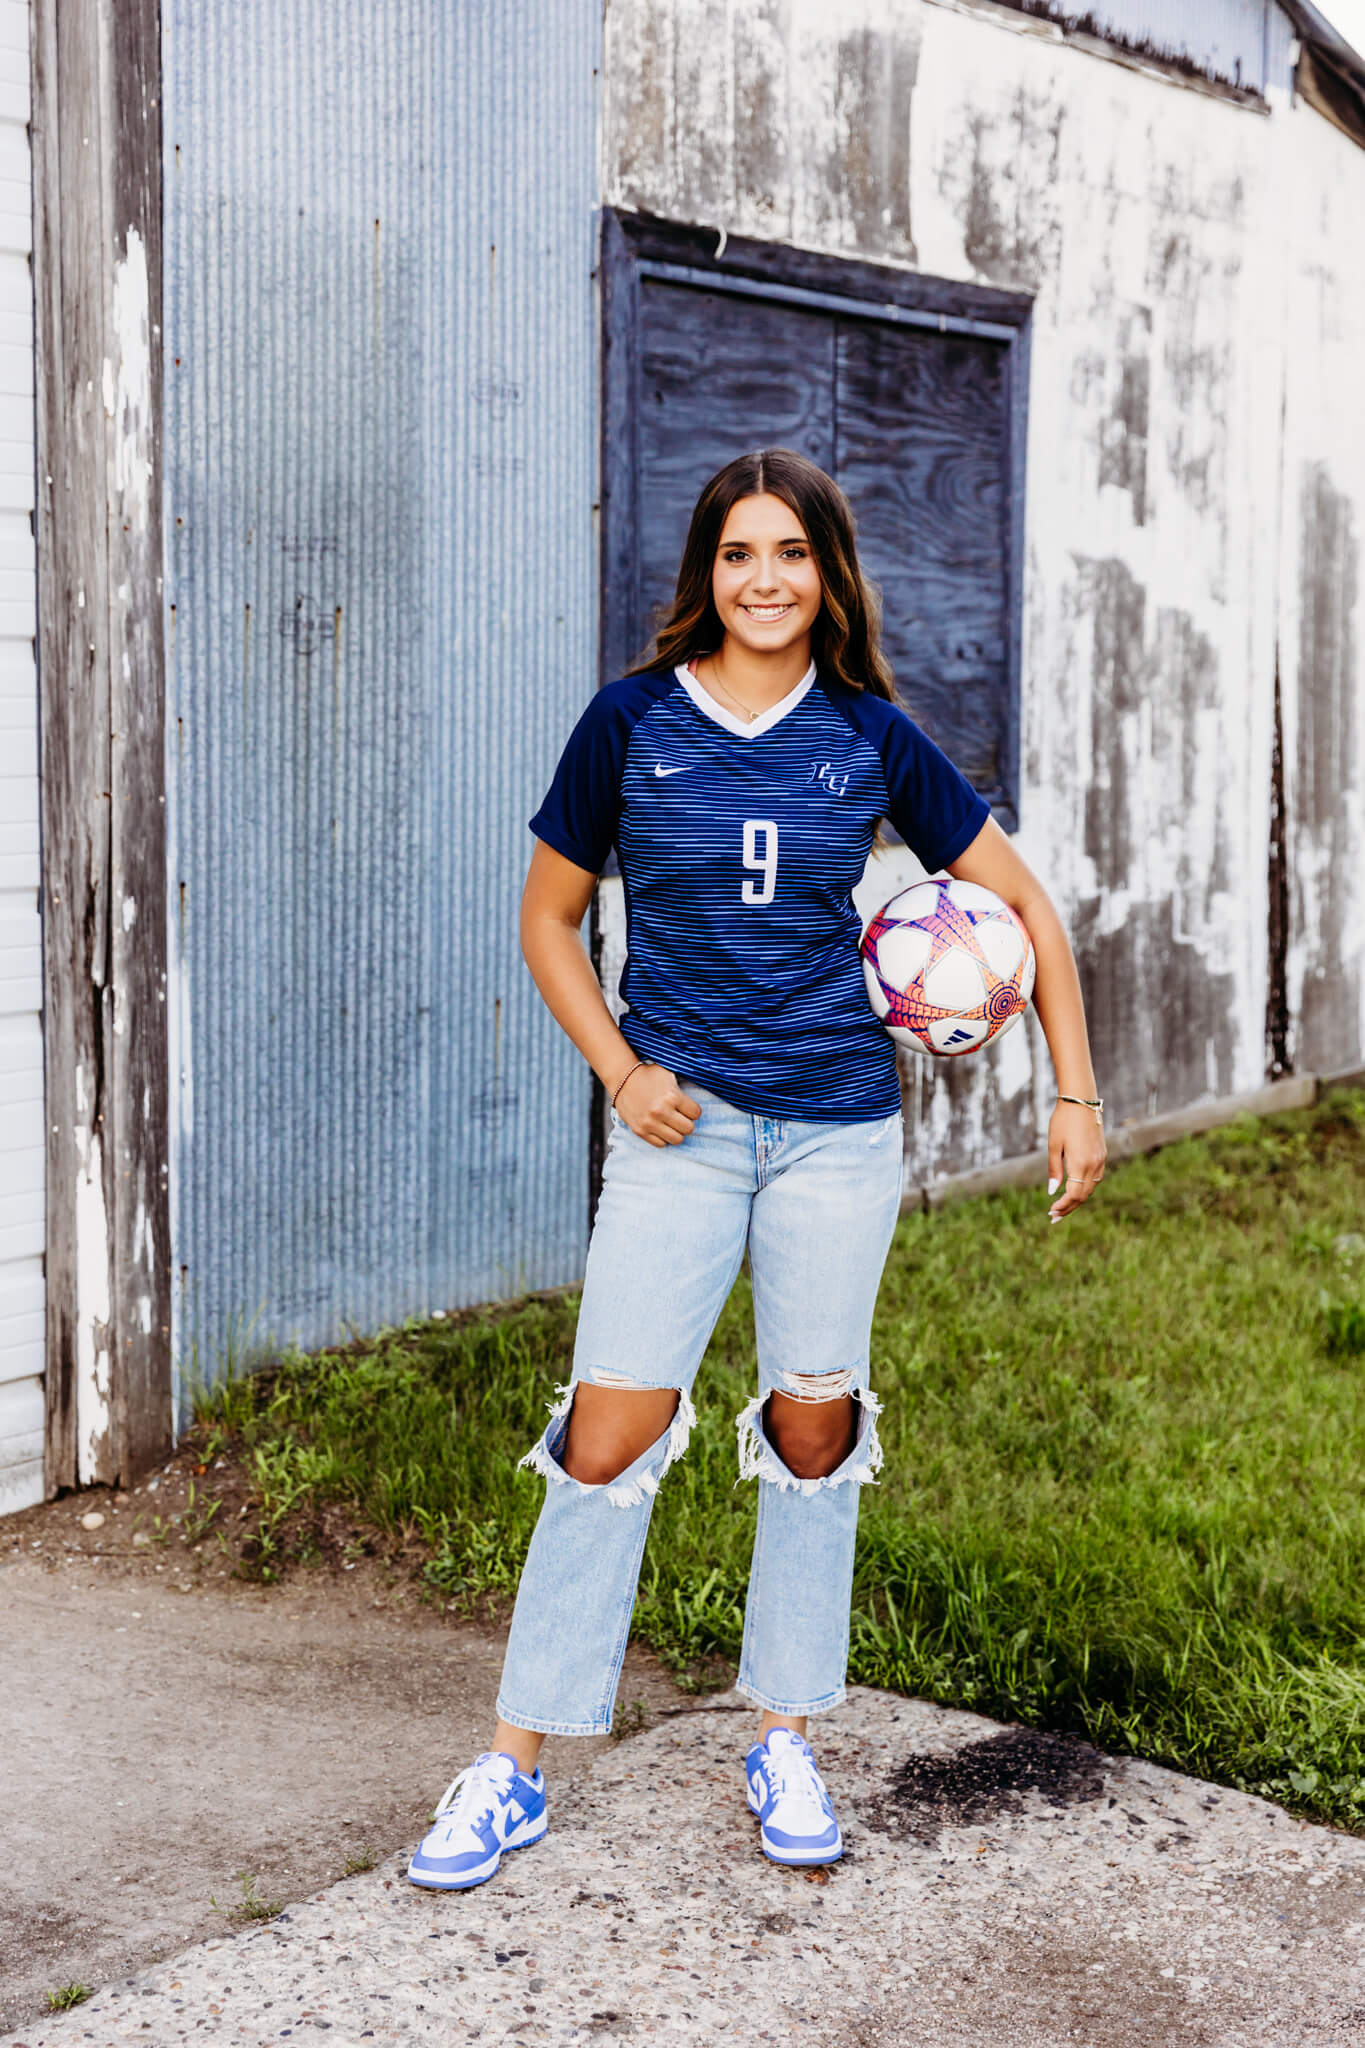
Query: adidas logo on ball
860 878 1036 1059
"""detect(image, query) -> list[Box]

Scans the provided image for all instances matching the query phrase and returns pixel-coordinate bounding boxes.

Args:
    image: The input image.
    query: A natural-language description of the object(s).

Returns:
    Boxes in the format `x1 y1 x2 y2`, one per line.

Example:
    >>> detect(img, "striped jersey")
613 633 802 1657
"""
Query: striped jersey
529 659 990 1121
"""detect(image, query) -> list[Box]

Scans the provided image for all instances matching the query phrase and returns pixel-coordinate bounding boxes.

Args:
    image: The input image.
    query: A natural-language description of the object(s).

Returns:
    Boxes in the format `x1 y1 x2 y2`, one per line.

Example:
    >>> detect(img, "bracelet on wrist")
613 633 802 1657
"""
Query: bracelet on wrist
610 1059 649 1109
1057 1092 1104 1127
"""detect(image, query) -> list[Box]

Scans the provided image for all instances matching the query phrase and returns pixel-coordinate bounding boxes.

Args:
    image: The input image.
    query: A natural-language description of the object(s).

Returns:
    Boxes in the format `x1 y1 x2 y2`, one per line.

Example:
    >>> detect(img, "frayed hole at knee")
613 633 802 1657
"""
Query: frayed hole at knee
735 1384 884 1494
517 1380 697 1504
779 1365 859 1403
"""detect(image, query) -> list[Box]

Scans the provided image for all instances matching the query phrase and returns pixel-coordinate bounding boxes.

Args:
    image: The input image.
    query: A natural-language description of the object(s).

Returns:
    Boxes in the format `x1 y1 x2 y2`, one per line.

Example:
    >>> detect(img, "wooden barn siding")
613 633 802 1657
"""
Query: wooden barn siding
32 0 170 1489
599 0 1365 1183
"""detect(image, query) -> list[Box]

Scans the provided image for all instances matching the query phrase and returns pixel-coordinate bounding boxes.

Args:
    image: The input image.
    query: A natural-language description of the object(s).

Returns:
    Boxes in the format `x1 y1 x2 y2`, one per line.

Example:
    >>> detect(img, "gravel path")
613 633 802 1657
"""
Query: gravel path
7 1688 1363 2048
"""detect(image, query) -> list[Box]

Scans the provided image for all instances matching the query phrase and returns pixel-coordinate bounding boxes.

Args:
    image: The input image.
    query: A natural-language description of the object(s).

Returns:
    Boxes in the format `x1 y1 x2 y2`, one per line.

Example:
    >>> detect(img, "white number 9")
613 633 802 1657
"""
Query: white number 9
741 818 779 906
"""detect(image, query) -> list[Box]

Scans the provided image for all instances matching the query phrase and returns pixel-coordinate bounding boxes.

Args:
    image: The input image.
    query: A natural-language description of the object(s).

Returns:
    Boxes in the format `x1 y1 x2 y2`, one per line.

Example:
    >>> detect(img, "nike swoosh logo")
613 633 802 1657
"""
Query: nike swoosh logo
654 763 690 778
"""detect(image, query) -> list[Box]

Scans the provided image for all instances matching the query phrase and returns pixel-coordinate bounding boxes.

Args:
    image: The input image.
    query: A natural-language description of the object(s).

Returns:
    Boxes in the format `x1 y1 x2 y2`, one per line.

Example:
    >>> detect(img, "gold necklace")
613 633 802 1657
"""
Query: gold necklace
698 654 761 723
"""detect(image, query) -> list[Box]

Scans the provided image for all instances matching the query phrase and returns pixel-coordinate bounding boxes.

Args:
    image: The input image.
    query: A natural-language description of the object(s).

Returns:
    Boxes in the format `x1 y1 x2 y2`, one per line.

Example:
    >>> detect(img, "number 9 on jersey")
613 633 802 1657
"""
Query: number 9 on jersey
741 819 779 906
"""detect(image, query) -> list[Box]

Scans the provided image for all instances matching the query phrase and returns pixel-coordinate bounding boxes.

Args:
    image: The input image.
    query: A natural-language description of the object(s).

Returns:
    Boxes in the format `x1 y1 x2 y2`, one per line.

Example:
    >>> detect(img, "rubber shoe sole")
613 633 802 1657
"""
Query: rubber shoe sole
747 1792 843 1867
406 1807 549 1892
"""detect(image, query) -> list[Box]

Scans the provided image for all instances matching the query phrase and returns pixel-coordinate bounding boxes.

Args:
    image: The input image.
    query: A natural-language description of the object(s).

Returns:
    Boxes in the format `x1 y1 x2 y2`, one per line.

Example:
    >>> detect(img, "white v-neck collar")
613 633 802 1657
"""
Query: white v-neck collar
675 657 817 739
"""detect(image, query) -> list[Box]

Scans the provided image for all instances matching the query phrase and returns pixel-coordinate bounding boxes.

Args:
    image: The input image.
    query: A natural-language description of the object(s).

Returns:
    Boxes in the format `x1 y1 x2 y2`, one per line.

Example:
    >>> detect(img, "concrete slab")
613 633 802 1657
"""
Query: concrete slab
5 1682 1363 2047
0 1555 686 2034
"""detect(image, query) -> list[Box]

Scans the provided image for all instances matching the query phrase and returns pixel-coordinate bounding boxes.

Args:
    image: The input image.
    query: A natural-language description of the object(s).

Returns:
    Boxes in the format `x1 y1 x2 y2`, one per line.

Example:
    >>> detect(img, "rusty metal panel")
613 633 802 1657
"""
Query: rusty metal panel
162 0 600 1410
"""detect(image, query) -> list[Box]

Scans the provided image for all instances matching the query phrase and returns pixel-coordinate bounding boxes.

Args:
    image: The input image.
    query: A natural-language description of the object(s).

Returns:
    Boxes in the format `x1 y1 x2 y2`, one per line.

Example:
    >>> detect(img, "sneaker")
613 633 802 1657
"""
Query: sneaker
745 1727 843 1867
407 1751 548 1891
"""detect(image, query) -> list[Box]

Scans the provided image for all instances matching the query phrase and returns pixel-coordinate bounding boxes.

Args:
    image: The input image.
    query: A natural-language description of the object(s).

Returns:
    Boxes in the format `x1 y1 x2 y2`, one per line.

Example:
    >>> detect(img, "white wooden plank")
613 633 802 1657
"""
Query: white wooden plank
0 411 35 452
0 550 35 597
0 1214 41 1263
0 687 35 735
0 594 34 636
0 1452 44 1517
0 1101 41 1157
0 1013 40 1090
0 972 41 1022
0 468 32 513
0 855 39 895
0 635 37 684
0 1175 44 1230
0 210 31 259
0 1313 43 1384
0 901 40 942
0 82 29 126
0 122 27 180
0 308 33 351
0 3 30 56
0 1373 43 1441
0 515 33 568
0 772 35 822
0 852 38 894
0 1263 41 1317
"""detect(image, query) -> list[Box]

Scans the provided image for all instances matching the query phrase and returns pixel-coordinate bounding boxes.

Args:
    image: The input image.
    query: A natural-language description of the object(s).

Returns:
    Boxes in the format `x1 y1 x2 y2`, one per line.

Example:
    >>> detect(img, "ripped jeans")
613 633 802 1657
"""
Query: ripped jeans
493 1081 905 1735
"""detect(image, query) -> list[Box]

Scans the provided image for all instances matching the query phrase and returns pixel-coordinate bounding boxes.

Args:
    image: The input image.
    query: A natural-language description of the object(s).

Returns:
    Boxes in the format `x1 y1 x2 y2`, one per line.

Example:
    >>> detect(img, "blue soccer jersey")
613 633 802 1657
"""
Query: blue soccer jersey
528 660 991 1121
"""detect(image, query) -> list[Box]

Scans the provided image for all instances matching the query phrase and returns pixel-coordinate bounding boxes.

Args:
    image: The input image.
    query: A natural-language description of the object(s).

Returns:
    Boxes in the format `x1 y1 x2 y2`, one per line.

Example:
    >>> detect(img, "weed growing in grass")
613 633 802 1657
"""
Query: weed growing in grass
45 1984 92 2012
195 1091 1365 1830
181 1478 222 1546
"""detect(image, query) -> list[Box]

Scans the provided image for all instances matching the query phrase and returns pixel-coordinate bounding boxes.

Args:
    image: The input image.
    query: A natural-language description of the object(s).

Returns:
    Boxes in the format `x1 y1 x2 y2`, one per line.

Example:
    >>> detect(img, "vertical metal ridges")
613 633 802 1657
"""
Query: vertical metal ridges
163 0 600 1409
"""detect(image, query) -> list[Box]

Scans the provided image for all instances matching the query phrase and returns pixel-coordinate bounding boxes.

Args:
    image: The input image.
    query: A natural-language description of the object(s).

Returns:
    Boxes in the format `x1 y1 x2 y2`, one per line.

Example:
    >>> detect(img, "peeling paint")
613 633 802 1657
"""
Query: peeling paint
1097 305 1150 524
106 227 154 533
955 90 1065 291
1292 462 1361 1072
71 1069 113 1485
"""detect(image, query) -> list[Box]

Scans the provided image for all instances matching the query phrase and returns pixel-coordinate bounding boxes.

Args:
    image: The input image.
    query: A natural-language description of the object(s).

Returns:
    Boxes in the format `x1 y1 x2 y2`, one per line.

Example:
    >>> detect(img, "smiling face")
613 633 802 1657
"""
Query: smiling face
710 492 824 661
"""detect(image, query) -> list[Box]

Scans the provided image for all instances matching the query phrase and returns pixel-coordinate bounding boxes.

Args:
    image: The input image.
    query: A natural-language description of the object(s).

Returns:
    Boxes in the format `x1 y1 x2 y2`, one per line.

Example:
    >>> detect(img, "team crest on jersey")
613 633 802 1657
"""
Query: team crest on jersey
807 761 850 798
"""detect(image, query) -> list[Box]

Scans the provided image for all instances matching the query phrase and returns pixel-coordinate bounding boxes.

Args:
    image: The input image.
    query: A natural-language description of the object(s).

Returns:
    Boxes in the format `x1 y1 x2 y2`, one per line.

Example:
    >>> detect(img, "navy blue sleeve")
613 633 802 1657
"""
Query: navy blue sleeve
529 675 668 874
831 689 991 872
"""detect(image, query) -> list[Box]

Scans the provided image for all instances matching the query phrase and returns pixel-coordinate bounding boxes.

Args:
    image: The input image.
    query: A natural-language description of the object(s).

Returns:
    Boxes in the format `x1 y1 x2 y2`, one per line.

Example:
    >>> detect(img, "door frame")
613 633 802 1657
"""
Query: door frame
599 205 1034 827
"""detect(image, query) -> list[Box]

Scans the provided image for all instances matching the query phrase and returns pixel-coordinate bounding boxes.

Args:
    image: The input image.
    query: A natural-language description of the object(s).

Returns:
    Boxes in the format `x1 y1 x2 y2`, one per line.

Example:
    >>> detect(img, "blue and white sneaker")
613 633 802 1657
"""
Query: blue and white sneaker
745 1727 843 1866
407 1750 548 1891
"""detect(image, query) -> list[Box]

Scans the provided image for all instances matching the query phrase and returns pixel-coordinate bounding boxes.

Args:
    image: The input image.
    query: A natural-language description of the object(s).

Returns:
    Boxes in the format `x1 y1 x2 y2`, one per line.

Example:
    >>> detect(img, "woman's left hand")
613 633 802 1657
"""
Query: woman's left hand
1047 1101 1107 1223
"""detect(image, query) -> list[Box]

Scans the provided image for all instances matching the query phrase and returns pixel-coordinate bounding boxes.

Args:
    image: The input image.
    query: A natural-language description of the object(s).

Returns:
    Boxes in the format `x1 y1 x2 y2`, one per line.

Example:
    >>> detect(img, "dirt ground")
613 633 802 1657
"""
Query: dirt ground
0 1468 702 2034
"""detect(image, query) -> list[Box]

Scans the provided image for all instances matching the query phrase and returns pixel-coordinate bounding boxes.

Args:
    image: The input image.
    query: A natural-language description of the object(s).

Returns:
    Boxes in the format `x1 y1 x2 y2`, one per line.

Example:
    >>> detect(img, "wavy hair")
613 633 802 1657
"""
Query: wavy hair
624 447 895 701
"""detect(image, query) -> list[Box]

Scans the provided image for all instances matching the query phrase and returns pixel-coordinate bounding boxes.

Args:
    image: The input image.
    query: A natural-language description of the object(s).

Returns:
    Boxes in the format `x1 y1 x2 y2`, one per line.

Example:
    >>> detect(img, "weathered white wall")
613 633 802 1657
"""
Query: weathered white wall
1277 103 1365 1082
0 0 43 1513
601 0 1364 1181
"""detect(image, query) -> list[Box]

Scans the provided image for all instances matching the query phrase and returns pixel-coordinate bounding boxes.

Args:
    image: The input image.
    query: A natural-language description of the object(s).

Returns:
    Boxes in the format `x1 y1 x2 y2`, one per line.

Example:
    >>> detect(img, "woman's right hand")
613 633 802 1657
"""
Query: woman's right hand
612 1062 702 1147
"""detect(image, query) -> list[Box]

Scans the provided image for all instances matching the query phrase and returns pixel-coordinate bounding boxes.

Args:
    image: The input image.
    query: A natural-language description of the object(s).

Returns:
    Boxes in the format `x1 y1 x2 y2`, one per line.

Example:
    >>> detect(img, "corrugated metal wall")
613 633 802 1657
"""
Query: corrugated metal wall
162 0 601 1411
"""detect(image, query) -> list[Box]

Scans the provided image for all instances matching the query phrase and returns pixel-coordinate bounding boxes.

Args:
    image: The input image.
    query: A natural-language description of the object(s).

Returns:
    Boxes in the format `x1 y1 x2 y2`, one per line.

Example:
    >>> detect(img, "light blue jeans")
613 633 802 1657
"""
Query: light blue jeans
494 1081 905 1735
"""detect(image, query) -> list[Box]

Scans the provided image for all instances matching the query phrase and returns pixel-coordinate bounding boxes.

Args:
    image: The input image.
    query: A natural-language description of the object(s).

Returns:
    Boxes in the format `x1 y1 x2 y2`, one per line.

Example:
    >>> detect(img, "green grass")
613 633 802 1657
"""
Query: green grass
196 1088 1365 1830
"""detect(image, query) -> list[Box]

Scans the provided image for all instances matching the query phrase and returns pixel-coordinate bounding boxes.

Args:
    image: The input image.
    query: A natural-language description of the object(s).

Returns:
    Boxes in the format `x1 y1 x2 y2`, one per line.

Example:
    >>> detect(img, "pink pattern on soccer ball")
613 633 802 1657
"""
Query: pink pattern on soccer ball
861 882 1030 1057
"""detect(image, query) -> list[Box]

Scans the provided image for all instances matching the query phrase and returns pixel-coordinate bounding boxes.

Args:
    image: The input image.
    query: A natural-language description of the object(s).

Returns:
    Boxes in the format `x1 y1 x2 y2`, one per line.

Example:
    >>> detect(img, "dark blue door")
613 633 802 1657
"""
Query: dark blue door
604 216 1030 827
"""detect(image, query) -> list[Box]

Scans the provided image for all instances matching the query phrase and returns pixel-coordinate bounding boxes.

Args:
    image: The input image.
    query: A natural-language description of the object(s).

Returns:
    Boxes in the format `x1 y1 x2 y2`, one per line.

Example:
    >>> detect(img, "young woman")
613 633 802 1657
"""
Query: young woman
408 448 1106 1891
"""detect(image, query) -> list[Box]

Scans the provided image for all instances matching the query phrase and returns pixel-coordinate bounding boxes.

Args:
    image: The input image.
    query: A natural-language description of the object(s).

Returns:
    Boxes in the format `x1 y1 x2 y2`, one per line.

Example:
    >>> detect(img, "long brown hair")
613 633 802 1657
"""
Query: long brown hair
624 448 895 701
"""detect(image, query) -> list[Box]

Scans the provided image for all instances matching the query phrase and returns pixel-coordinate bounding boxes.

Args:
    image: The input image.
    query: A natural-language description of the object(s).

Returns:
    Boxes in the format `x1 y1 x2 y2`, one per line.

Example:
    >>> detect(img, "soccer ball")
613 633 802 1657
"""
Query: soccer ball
860 878 1036 1057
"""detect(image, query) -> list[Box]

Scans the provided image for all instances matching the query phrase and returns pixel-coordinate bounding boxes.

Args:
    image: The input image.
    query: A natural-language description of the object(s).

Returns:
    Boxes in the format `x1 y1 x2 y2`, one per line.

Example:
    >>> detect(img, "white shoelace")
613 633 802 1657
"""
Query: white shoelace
431 1754 514 1830
768 1737 828 1815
